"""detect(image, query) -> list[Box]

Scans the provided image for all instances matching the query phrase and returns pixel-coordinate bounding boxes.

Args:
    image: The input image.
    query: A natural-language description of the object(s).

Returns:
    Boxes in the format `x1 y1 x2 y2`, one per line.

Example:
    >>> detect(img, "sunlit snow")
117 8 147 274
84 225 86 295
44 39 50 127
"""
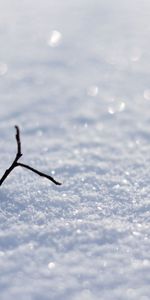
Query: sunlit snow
0 0 150 300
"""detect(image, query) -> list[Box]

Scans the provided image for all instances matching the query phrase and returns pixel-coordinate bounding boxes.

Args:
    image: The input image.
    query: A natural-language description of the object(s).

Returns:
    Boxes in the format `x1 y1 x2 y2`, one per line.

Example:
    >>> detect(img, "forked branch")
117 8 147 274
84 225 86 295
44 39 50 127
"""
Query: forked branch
0 126 62 186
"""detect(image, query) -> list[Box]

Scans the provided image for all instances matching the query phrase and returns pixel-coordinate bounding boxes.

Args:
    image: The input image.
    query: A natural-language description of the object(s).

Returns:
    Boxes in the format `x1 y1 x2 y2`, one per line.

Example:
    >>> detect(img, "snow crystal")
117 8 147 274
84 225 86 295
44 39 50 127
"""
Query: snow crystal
48 262 56 269
48 30 62 47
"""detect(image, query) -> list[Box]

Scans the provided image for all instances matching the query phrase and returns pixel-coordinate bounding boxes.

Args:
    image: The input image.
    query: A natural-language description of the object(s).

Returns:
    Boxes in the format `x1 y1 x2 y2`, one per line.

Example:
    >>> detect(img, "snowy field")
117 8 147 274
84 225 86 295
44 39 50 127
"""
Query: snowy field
0 0 150 299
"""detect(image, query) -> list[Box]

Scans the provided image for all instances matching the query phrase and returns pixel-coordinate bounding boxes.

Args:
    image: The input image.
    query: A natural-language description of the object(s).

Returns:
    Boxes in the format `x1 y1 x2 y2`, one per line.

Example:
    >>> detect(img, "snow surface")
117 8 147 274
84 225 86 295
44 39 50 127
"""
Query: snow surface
0 0 150 299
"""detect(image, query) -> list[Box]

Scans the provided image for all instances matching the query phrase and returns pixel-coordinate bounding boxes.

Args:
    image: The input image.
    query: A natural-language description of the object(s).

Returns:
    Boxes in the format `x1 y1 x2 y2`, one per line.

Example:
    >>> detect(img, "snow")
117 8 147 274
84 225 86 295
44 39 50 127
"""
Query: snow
0 0 150 299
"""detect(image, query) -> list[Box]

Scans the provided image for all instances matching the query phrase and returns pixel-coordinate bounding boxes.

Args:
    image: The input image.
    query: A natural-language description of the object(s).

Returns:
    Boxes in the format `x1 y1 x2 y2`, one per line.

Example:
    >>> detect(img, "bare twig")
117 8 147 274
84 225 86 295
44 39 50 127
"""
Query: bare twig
15 125 22 158
17 163 61 185
0 126 62 186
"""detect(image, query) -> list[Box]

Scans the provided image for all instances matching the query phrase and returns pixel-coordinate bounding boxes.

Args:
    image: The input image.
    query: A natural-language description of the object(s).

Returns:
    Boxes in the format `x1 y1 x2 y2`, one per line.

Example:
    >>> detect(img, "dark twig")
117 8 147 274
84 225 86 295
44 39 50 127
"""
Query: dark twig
15 125 22 158
0 126 62 186
17 163 61 185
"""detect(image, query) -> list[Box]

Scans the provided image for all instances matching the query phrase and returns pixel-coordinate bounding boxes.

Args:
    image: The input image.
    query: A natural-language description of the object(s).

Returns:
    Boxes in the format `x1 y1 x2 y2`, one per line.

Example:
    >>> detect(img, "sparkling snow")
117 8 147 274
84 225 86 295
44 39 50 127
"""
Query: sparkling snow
0 0 150 299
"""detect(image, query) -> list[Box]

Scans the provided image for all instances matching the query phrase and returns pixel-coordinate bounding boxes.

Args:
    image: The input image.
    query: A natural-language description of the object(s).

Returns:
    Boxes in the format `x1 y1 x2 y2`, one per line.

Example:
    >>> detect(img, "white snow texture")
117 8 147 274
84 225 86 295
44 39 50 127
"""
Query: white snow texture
0 0 150 299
